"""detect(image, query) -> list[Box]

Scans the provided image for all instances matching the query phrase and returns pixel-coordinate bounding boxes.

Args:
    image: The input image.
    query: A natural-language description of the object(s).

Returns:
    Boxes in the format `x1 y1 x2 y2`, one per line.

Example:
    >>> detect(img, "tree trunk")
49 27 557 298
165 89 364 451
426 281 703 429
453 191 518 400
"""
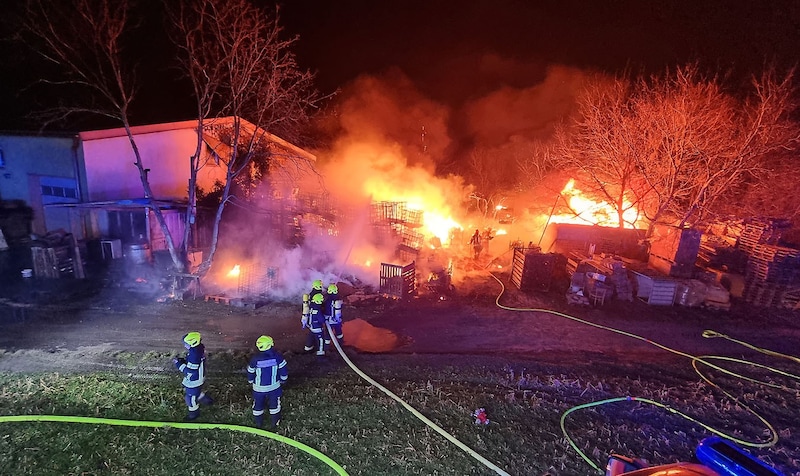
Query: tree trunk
183 119 204 261
197 172 234 278
122 118 186 273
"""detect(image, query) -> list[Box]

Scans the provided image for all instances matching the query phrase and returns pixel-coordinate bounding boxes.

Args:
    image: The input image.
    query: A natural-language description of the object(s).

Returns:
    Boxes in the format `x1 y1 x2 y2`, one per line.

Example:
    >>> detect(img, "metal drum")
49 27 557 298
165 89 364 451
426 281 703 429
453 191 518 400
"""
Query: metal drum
125 243 152 264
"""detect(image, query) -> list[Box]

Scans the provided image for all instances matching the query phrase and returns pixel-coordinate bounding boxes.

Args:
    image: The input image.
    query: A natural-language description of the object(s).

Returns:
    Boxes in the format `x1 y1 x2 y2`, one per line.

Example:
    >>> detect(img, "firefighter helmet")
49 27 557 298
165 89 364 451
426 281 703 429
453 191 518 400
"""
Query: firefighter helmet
183 332 201 348
312 279 323 291
311 293 324 305
256 335 274 351
327 283 338 294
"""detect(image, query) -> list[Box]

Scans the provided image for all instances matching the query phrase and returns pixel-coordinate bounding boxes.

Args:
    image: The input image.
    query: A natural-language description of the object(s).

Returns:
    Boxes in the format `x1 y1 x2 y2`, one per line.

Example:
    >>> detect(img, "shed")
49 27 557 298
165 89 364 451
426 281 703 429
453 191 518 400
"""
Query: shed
630 267 677 305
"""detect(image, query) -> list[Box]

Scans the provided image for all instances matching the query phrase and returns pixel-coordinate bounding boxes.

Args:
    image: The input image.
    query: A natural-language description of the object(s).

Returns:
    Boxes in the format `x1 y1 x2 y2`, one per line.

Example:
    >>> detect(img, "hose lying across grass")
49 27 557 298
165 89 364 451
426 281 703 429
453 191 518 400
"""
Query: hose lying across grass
487 270 800 474
326 322 513 476
0 414 349 475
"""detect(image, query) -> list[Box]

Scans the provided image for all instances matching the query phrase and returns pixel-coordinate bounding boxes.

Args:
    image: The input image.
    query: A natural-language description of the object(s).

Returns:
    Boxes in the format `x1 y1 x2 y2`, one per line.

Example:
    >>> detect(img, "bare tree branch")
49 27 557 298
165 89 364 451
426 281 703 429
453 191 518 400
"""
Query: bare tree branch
166 0 322 276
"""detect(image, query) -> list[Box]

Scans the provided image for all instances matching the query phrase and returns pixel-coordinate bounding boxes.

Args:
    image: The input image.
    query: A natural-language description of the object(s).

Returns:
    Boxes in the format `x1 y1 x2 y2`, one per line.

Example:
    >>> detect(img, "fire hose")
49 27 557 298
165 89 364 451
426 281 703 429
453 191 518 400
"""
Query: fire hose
325 322 513 476
487 271 800 474
0 414 349 475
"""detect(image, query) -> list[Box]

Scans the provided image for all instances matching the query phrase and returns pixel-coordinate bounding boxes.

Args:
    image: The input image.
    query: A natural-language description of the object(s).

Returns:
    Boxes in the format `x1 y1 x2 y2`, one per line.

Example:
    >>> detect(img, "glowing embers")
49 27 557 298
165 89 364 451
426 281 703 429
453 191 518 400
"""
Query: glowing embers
550 179 641 229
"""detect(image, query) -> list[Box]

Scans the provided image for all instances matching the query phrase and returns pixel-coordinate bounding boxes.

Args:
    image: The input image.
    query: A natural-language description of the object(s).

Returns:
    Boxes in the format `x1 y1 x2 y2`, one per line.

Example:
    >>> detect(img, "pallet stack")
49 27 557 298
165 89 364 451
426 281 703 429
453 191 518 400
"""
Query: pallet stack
511 248 566 293
737 219 800 309
371 201 424 259
736 218 791 254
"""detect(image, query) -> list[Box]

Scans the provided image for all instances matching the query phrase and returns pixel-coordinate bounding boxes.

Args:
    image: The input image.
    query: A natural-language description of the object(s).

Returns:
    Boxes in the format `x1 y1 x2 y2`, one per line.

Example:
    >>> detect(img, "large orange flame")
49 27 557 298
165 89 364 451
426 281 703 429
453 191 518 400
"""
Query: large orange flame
550 179 641 229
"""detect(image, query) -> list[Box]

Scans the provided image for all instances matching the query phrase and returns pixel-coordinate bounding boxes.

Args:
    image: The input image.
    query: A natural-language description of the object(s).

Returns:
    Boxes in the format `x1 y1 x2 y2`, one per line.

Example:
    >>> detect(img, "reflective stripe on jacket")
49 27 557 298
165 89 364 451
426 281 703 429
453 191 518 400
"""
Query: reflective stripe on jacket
247 349 288 393
178 344 206 388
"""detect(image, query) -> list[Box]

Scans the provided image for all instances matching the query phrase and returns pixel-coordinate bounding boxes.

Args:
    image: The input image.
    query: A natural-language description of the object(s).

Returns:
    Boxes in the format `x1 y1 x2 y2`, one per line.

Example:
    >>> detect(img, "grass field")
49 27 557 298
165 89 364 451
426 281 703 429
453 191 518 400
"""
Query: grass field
0 350 797 475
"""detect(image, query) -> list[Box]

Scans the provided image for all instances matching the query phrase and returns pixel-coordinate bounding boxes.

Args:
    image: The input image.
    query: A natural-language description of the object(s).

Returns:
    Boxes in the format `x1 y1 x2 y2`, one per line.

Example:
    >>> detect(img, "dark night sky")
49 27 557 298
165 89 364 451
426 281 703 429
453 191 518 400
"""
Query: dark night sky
0 0 798 132
281 0 800 99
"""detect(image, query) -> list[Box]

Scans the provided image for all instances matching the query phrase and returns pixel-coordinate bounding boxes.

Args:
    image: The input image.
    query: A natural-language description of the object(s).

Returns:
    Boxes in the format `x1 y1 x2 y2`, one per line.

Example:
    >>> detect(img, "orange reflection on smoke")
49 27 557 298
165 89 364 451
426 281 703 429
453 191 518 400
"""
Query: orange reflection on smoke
550 179 641 229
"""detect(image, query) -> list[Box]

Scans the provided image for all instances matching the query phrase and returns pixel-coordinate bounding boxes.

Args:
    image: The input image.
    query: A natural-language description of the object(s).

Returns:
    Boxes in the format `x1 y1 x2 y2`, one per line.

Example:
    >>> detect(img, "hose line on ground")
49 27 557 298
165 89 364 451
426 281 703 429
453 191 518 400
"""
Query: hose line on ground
0 414 348 475
487 271 799 474
326 322 512 476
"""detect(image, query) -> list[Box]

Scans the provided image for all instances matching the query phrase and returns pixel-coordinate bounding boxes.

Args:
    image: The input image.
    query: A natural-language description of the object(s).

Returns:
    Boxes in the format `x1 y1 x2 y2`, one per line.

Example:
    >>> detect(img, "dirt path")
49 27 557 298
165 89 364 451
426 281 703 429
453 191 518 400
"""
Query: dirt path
1 272 798 373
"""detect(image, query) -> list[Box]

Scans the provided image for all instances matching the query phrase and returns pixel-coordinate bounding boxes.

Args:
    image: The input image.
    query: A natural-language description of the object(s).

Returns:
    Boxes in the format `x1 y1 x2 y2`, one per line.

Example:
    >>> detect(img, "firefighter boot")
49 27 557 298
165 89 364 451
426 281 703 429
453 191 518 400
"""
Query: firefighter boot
315 336 325 356
271 414 281 428
254 415 264 428
185 410 200 421
304 333 315 352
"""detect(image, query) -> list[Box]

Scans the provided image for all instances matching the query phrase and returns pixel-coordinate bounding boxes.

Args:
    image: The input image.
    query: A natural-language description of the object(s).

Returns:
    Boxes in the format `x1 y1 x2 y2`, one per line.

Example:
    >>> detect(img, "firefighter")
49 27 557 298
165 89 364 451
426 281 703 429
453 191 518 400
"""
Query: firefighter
302 292 326 355
247 335 288 428
469 229 482 259
482 227 495 256
173 331 213 421
309 279 324 302
324 283 344 345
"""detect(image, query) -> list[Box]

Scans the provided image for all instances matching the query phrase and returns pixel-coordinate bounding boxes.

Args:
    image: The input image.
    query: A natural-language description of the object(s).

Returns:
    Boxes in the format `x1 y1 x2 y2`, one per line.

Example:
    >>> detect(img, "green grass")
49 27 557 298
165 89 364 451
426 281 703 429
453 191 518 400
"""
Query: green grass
0 352 798 475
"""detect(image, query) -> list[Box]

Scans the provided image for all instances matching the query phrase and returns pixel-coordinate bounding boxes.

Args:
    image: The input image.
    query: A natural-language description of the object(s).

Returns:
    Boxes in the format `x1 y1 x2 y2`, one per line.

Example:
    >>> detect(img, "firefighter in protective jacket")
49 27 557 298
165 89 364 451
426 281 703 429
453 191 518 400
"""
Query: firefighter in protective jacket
324 283 344 345
247 335 288 428
173 331 213 420
302 292 326 355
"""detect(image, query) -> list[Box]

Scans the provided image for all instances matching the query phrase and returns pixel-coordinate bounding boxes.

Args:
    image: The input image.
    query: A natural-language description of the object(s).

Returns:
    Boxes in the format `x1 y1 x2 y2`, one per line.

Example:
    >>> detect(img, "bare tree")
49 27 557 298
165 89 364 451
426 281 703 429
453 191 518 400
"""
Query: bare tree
20 0 186 272
466 146 512 219
633 64 799 228
166 0 320 277
555 64 800 235
515 138 559 192
554 75 646 229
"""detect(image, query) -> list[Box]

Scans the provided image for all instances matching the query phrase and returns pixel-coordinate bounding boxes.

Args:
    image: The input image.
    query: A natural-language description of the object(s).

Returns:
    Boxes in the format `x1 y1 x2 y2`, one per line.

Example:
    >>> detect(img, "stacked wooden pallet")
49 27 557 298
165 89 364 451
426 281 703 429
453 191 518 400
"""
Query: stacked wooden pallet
736 218 791 254
746 245 800 285
511 248 565 293
742 274 800 309
737 219 800 309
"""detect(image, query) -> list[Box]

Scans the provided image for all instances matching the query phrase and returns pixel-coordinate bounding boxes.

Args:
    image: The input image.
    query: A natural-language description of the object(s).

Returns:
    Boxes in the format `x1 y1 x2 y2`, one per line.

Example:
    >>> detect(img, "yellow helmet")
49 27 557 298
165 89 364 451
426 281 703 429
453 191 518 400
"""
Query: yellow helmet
256 335 274 351
183 332 201 348
312 279 323 291
311 293 324 305
327 283 338 294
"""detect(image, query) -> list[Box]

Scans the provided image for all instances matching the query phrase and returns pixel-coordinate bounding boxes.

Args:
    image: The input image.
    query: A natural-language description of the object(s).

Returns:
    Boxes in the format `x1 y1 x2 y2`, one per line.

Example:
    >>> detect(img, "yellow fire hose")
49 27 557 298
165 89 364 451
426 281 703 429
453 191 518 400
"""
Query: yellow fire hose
487 271 800 474
0 414 349 475
326 322 513 476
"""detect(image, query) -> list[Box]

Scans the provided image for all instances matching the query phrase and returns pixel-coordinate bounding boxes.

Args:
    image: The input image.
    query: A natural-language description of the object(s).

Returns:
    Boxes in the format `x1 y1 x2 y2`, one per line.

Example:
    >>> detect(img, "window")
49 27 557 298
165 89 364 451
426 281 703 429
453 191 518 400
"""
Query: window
41 184 78 199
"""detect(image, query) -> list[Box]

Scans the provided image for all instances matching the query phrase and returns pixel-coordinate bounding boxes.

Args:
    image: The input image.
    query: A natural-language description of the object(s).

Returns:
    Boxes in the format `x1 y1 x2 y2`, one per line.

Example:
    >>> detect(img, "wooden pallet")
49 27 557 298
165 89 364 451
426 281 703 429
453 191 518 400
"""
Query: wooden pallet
204 294 231 305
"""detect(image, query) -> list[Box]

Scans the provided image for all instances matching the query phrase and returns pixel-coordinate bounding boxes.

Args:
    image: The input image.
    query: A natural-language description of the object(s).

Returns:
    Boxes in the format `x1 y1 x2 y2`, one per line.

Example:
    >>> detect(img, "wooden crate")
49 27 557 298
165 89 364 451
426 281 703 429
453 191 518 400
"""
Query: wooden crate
511 248 564 293
380 261 416 298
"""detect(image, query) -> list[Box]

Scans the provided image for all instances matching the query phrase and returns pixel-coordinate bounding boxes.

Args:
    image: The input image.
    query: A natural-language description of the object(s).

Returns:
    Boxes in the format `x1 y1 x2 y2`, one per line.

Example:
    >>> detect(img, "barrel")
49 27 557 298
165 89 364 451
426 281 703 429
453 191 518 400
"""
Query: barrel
125 243 152 264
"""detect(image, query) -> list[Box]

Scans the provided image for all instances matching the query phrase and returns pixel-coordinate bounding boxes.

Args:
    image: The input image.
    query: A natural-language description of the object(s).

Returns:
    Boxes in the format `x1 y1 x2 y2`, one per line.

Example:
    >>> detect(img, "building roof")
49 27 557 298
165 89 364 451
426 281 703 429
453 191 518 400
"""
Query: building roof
78 117 316 162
